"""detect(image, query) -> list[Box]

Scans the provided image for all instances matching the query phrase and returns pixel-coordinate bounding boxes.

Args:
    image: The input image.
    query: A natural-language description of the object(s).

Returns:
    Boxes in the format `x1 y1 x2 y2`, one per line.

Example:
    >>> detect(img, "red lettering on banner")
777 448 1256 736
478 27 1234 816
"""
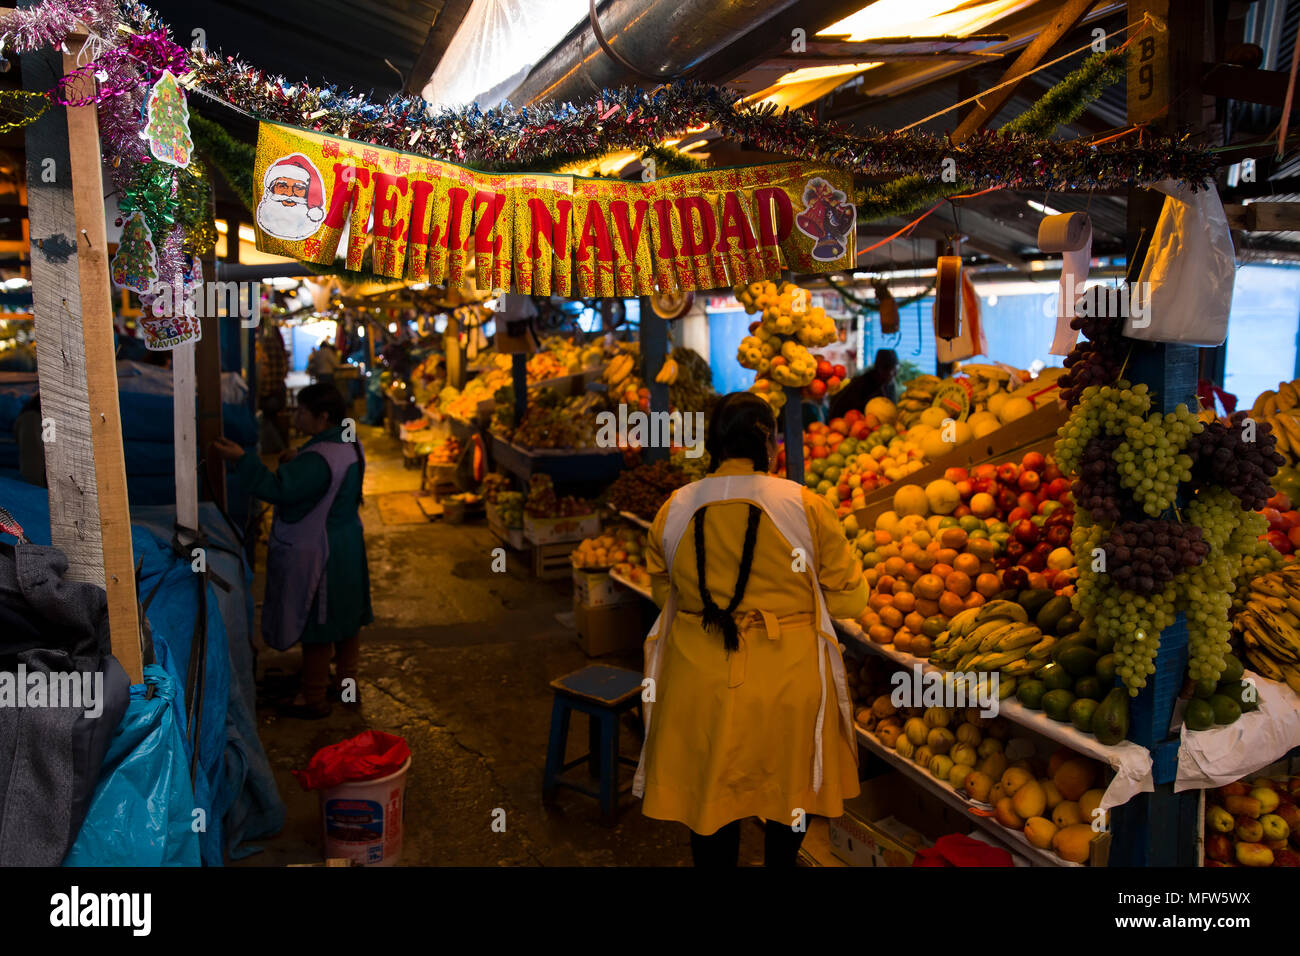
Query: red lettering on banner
674 196 716 256
754 187 794 246
651 199 677 258
577 202 614 261
323 165 370 229
610 200 649 259
527 198 572 258
371 173 408 240
407 179 435 245
471 191 505 254
442 188 471 250
718 191 757 250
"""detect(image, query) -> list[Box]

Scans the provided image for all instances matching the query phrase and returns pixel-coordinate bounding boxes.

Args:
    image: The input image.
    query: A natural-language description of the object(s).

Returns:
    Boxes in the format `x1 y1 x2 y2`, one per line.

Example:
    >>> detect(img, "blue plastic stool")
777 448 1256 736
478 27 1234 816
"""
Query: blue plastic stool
543 665 644 821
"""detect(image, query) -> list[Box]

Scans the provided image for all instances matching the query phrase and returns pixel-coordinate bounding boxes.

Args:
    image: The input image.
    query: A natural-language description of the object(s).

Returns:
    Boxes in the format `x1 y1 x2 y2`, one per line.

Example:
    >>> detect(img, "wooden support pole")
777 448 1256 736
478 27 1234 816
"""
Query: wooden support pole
641 306 668 464
23 33 140 680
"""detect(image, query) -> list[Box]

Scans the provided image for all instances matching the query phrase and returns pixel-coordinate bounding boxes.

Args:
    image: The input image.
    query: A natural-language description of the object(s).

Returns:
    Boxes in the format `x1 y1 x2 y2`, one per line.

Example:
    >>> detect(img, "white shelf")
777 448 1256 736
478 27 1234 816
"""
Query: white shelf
609 567 654 601
836 618 1154 811
854 723 1078 867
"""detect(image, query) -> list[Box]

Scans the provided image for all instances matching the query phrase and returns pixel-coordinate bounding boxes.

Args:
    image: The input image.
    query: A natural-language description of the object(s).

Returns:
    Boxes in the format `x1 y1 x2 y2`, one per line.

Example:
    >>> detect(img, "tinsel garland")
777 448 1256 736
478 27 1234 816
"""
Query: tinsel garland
0 90 50 133
638 143 709 177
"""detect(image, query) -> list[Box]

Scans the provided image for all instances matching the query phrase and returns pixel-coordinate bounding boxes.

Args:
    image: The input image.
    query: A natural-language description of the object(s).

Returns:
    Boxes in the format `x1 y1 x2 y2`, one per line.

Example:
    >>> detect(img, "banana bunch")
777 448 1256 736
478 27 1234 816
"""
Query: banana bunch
654 357 679 385
956 363 1014 407
1002 366 1064 409
1251 380 1300 465
929 601 1043 677
603 353 636 389
1235 567 1300 693
897 374 941 428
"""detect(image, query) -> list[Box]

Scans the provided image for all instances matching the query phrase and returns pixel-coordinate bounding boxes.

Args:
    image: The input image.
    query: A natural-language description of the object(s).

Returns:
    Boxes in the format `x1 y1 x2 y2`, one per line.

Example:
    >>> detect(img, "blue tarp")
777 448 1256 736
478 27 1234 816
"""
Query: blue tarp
0 477 284 864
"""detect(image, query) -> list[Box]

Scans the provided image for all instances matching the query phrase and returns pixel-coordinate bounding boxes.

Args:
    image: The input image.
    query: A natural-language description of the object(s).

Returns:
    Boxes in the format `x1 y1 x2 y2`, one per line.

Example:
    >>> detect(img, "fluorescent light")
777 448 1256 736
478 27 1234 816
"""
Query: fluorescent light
775 63 882 85
1026 199 1062 217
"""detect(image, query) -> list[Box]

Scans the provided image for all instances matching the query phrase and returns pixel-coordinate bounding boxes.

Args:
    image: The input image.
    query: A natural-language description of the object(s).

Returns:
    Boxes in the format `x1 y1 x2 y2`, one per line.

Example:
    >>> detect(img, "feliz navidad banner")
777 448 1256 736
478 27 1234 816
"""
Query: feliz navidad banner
252 122 857 295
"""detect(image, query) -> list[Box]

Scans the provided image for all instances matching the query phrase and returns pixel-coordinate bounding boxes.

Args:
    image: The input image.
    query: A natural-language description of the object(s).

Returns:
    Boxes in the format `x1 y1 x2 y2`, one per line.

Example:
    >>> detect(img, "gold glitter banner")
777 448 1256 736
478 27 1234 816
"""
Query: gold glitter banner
252 122 857 293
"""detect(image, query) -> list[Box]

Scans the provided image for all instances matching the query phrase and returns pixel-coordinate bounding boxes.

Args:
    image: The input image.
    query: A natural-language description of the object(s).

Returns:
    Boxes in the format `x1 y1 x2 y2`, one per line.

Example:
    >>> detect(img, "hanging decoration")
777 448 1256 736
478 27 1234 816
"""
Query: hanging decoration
0 90 50 134
138 253 202 350
110 210 158 293
142 69 192 167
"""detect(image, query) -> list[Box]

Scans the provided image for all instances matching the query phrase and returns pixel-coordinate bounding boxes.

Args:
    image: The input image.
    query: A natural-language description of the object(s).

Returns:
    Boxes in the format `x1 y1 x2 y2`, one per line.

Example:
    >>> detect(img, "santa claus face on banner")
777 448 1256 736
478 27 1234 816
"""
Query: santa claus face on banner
257 152 326 241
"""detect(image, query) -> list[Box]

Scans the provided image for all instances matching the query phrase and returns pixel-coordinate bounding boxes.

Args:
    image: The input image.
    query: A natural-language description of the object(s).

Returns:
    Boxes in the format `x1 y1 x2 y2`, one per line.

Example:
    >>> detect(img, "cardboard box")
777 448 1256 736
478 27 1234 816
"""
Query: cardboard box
826 771 970 866
524 512 600 545
574 599 645 657
573 568 640 608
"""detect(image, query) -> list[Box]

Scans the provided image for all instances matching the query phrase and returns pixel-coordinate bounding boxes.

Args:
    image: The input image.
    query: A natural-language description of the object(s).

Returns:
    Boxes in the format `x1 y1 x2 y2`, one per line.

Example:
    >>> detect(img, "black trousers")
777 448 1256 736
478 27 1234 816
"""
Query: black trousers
689 819 806 867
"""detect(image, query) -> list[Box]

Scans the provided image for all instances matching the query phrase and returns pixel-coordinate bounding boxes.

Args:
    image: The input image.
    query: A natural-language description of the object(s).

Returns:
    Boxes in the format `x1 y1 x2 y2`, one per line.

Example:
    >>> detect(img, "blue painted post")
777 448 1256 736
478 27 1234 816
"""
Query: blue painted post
642 308 669 464
783 386 804 484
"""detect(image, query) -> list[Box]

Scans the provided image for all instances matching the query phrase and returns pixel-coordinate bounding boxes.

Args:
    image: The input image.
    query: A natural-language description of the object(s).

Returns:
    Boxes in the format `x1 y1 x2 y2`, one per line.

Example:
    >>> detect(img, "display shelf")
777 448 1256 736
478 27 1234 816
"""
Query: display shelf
836 618 1155 809
1175 669 1300 791
609 567 654 602
853 723 1079 867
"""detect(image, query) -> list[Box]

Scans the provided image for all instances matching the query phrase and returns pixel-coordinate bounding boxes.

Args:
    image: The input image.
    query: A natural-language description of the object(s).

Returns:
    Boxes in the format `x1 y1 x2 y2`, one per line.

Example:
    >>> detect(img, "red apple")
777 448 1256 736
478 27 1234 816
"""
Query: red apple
1021 451 1046 471
1263 507 1285 531
955 480 974 499
953 504 971 518
833 364 847 379
997 463 1019 484
1014 519 1039 545
996 487 1020 514
1017 470 1041 493
1005 540 1026 560
1021 550 1047 572
1042 462 1062 483
944 466 970 483
1001 567 1029 590
850 420 871 439
816 359 833 379
844 410 862 424
826 376 842 392
1045 477 1072 500
1266 530 1293 555
1007 507 1031 525
1017 491 1040 513
1274 849 1300 867
1046 525 1072 547
828 417 849 436
811 445 829 459
807 379 827 399
1037 499 1062 517
972 464 998 481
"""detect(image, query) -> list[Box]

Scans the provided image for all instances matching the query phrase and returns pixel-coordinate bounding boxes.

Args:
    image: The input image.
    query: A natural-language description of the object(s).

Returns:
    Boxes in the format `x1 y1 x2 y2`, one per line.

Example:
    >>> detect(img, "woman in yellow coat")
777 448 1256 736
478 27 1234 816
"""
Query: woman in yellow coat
636 392 869 866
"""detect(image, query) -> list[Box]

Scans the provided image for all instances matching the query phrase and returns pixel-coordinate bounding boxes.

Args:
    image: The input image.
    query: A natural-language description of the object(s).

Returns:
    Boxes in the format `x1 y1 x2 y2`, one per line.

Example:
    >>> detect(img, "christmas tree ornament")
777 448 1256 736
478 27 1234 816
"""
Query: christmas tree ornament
110 210 158 293
143 69 193 168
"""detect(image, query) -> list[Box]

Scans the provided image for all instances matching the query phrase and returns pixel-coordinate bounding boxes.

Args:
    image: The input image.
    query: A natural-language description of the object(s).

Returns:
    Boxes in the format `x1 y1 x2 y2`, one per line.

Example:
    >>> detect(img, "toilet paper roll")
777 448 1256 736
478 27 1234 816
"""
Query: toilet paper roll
1037 212 1092 253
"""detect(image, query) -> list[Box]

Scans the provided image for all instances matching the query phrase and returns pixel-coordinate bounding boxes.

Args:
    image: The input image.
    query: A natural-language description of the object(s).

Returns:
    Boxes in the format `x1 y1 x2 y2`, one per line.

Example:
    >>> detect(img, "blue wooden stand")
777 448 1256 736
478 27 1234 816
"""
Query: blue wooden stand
783 386 804 483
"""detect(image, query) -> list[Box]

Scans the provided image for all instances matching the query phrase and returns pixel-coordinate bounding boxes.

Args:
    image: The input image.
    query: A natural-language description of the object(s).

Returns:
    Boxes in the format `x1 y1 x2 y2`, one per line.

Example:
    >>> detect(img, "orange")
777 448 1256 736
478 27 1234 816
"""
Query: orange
938 591 966 618
901 562 922 583
859 610 882 629
892 591 917 614
900 542 921 563
903 611 926 633
892 579 911 595
939 528 968 551
953 553 981 577
910 635 933 657
869 592 893 612
879 605 904 629
894 630 914 653
974 572 1002 597
979 559 997 576
884 556 907 576
915 598 941 617
868 624 894 644
932 563 953 580
913 549 937 571
945 571 973 597
1026 572 1048 590
914 574 945 601
963 591 987 609
875 574 896 595
936 547 960 567
874 530 893 546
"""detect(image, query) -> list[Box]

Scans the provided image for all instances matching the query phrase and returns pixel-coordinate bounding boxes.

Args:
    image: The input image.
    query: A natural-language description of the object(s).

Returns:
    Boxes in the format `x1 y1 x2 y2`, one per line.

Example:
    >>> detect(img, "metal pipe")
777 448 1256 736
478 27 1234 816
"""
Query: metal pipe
508 0 801 106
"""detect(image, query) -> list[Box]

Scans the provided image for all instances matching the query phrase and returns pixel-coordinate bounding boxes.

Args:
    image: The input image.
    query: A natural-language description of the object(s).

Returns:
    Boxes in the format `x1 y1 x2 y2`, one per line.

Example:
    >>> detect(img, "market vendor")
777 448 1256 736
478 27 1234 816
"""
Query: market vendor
210 383 373 719
636 391 868 866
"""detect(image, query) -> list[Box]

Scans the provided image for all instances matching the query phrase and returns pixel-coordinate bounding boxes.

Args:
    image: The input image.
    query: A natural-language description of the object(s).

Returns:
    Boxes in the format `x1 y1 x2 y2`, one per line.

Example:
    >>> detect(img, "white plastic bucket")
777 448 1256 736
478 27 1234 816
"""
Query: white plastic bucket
320 756 410 866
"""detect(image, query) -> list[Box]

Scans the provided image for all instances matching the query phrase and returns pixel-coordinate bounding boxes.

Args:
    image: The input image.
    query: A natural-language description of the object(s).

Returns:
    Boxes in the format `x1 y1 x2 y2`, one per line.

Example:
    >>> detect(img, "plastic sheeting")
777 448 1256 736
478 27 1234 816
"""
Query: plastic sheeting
1175 670 1300 792
63 666 201 867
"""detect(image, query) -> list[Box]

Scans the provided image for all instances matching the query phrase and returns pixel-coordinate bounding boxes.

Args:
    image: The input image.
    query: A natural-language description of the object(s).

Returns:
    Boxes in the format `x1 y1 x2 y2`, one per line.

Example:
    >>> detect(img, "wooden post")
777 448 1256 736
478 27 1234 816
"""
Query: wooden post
22 33 140 681
173 341 199 536
641 306 668 463
196 191 225 508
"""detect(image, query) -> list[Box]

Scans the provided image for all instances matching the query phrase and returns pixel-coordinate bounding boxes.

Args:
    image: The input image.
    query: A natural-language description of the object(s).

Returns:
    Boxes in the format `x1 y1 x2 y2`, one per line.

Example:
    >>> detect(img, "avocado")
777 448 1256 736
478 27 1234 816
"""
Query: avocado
993 589 1020 603
1184 698 1214 731
1095 653 1116 688
1193 677 1218 699
921 616 948 639
1049 632 1092 662
1035 595 1072 634
1018 588 1055 619
1053 610 1084 636
1073 675 1104 701
1209 694 1242 726
1017 678 1047 710
1058 645 1101 678
1093 688 1130 745
1094 627 1116 656
1042 688 1076 722
1069 697 1100 733
1217 678 1260 713
1219 653 1245 685
1038 662 1074 692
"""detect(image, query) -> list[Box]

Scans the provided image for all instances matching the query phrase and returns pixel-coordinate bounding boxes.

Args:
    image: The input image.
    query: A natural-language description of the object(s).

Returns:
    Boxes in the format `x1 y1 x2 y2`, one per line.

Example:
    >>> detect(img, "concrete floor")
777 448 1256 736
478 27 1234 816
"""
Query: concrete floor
236 424 771 866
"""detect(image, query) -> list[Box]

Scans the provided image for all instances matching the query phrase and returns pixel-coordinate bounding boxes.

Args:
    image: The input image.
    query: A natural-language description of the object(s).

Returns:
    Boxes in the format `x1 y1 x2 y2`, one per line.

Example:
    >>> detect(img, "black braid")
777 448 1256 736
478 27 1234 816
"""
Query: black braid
694 504 763 653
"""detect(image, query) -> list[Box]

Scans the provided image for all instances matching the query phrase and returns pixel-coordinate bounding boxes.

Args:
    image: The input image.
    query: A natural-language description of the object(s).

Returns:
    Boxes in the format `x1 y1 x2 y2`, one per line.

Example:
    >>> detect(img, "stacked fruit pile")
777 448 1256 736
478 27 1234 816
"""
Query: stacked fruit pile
493 492 524 529
798 412 926 516
603 346 650 411
893 365 1047 432
1250 379 1300 478
1257 492 1300 559
734 280 837 412
509 390 603 449
423 436 461 466
605 461 692 521
525 474 592 518
571 526 647 570
802 357 848 401
665 346 717 416
1236 566 1300 693
854 697 1106 864
1204 775 1300 867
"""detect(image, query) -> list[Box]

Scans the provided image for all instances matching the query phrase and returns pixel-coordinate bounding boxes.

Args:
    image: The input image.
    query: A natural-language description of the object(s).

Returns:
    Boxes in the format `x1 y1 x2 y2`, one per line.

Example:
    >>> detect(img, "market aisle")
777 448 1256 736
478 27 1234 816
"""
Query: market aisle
238 425 766 866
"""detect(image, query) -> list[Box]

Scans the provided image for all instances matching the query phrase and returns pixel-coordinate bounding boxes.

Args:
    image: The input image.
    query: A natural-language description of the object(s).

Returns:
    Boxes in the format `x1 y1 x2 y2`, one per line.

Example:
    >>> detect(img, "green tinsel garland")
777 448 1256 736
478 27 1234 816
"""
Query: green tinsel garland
190 112 256 209
855 49 1127 222
639 143 709 177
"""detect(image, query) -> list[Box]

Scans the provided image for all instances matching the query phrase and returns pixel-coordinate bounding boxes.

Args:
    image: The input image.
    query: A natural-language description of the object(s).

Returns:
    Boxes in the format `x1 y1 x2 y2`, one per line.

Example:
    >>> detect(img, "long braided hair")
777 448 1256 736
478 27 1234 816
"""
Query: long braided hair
692 392 777 652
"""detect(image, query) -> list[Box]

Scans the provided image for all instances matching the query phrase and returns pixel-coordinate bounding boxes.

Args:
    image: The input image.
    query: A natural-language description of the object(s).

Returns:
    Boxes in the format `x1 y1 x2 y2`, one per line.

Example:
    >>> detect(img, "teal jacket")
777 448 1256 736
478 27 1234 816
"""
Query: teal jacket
236 426 373 644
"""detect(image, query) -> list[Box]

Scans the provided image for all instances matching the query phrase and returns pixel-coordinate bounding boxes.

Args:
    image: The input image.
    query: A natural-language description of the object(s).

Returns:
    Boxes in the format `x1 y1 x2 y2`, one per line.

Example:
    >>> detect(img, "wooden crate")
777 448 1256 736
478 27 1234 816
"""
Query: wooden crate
533 541 576 580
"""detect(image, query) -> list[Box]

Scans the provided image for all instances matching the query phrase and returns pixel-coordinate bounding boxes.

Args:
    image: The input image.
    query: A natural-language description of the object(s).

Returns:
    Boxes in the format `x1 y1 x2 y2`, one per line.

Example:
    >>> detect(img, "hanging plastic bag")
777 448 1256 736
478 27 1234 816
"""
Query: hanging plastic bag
1126 179 1235 346
63 665 201 866
292 730 411 791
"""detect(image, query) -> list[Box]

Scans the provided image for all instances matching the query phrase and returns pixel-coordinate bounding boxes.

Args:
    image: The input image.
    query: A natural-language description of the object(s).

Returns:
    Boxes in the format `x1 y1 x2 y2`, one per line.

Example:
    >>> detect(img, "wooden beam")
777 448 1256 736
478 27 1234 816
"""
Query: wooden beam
1222 202 1300 231
951 0 1097 143
1201 62 1293 106
22 33 139 680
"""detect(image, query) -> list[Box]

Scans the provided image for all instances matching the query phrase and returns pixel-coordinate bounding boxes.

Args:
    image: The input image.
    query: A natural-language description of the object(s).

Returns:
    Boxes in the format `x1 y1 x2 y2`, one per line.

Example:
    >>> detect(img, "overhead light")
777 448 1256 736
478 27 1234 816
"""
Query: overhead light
388 323 397 333
775 63 882 85
1026 199 1062 217
357 326 365 338
1029 260 1046 271
819 0 1028 41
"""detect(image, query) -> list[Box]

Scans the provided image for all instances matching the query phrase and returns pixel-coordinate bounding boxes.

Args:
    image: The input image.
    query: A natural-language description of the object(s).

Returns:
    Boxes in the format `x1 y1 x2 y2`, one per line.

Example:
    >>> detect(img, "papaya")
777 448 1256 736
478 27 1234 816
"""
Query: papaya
1035 595 1072 634
1093 687 1129 745
1210 694 1242 725
1058 645 1100 678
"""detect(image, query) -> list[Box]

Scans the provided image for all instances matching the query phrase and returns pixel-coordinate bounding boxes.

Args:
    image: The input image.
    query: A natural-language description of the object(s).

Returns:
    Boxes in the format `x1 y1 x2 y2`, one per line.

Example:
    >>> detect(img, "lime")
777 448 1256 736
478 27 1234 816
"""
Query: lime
1184 699 1214 731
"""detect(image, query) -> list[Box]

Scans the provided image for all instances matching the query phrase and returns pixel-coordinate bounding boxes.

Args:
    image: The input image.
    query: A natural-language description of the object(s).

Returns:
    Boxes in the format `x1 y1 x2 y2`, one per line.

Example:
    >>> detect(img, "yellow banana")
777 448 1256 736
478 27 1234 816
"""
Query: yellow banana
978 621 1023 653
996 624 1045 652
973 600 1029 626
1246 648 1286 682
1253 390 1278 418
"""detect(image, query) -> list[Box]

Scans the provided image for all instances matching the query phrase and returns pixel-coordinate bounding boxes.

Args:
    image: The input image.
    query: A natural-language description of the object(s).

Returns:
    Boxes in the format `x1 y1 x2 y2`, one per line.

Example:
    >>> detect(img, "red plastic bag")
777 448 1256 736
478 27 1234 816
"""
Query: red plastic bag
292 730 411 790
911 833 1014 867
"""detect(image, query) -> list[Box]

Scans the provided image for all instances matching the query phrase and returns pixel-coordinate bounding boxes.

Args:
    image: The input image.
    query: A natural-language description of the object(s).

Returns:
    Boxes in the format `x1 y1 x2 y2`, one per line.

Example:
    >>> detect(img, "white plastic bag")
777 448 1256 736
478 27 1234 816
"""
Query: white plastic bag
1126 179 1235 345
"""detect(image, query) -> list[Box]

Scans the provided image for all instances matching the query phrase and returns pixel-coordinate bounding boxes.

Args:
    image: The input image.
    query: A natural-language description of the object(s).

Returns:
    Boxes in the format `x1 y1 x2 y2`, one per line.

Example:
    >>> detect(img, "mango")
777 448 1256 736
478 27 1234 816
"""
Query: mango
989 782 1006 805
956 723 983 747
948 762 975 790
1052 823 1095 863
964 770 994 803
1079 788 1105 824
978 752 1009 782
994 796 1024 830
1042 779 1063 811
1012 779 1048 819
1052 800 1084 828
1024 816 1058 850
904 717 929 747
1235 841 1274 867
950 743 978 768
1252 787 1281 814
1225 794 1263 818
927 727 955 755
1000 766 1033 798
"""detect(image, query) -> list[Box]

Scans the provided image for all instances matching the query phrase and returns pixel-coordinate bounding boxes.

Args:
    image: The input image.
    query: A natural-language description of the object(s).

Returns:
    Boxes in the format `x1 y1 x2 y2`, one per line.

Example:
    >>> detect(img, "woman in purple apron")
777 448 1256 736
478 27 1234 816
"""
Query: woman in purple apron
212 383 373 718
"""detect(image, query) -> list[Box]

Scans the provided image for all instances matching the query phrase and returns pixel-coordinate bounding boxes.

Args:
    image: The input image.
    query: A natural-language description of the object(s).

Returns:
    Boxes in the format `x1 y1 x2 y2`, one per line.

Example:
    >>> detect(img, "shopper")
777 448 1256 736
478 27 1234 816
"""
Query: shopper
210 384 372 718
636 391 868 866
308 340 340 385
828 347 899 420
